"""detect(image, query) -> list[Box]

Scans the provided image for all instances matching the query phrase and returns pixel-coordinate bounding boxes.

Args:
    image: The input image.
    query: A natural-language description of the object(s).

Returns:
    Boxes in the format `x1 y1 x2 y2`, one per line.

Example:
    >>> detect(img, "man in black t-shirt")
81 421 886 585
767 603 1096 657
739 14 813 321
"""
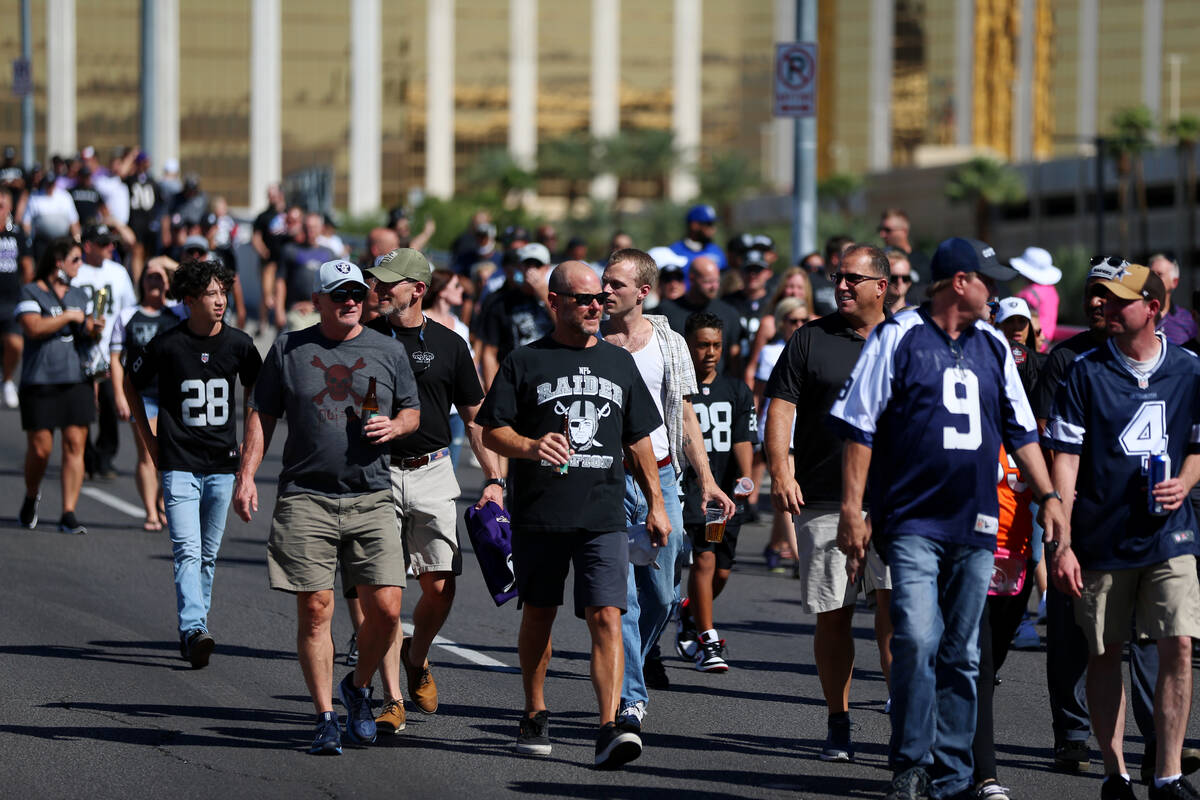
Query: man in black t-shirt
126 153 161 278
125 258 262 669
365 248 505 732
478 260 669 769
250 184 287 332
676 313 755 674
475 243 555 391
654 256 741 374
764 244 894 762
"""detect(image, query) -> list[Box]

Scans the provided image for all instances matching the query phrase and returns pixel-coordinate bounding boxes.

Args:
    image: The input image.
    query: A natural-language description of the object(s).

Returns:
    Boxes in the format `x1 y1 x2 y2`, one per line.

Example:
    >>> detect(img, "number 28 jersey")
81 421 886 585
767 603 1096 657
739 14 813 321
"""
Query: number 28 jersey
129 323 263 473
1045 335 1200 570
829 307 1038 549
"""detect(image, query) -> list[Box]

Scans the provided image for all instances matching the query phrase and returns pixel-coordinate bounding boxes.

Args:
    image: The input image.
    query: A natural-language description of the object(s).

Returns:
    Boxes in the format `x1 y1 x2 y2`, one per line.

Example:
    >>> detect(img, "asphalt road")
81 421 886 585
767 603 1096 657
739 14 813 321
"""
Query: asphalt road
1 401 1197 799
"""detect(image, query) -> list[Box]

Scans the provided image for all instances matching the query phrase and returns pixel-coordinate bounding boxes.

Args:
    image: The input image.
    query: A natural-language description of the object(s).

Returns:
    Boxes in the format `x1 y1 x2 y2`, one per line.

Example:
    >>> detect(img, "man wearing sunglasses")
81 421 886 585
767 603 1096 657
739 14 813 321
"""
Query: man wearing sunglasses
363 248 505 734
478 260 670 769
234 259 420 756
831 237 1067 800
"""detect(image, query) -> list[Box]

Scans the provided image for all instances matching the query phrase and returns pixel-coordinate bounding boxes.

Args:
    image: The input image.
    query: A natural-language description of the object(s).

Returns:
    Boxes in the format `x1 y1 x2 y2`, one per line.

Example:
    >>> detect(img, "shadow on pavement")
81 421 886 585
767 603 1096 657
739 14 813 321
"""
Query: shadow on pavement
90 638 296 662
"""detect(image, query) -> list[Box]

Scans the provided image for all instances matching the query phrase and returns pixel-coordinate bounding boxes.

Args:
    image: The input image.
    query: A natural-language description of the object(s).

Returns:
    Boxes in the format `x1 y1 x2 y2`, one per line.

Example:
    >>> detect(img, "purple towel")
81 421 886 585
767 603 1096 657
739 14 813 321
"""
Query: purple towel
463 501 519 607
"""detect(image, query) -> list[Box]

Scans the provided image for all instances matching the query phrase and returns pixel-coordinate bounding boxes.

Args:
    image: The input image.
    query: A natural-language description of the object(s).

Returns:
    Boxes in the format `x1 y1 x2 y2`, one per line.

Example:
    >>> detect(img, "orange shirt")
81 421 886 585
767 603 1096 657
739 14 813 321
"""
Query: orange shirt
996 444 1033 560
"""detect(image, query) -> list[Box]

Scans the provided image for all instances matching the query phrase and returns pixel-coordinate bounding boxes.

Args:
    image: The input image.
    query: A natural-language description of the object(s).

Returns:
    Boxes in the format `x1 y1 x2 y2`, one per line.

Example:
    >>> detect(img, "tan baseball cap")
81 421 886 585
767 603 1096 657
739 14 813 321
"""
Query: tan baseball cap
1094 263 1166 306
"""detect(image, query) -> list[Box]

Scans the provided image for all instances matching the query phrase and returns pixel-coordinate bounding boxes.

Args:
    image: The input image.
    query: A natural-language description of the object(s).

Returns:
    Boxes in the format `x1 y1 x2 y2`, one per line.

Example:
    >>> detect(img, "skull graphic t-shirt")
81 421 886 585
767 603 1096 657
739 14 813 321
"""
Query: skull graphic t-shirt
477 337 662 533
252 325 419 495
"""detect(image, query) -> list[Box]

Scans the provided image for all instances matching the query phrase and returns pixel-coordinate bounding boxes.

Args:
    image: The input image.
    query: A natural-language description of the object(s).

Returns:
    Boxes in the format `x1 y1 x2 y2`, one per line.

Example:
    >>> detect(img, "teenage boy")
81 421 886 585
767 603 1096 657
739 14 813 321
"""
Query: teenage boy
675 312 756 672
125 257 263 668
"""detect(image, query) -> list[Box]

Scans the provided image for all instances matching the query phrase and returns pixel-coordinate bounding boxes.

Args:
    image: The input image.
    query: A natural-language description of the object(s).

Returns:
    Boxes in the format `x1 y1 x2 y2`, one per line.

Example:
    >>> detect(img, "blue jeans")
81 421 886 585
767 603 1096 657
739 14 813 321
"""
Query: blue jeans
886 534 993 800
162 471 236 637
620 464 685 710
448 412 465 471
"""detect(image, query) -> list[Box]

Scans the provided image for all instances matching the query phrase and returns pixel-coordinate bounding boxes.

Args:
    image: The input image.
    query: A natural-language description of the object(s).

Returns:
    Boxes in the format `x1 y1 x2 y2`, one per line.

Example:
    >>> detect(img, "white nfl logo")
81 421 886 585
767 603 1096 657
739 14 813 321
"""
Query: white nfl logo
201 353 209 363
336 263 351 274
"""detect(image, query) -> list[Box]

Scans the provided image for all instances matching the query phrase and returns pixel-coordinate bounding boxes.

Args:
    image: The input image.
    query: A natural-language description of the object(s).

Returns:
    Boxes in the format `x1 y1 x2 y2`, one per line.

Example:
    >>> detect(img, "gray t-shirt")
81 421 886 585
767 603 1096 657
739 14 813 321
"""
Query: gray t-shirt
15 282 88 386
252 325 420 496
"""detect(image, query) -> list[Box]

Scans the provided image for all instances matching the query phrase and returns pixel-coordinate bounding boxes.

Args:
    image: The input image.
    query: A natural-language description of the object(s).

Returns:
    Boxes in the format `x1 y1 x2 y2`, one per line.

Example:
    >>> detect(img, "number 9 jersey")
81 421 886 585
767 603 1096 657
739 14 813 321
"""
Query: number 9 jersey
829 306 1039 549
129 323 263 473
1045 334 1200 571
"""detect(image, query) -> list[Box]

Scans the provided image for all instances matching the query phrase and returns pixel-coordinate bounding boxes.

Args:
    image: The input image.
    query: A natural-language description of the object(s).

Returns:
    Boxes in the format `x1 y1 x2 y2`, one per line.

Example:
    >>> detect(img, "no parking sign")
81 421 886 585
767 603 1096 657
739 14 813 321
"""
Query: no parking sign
773 42 817 118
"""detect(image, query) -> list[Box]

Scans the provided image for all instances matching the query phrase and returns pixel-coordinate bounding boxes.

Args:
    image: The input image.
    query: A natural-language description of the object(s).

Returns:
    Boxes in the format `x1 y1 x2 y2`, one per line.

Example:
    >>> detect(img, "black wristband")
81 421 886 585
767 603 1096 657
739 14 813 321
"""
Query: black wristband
1037 490 1062 505
484 478 507 489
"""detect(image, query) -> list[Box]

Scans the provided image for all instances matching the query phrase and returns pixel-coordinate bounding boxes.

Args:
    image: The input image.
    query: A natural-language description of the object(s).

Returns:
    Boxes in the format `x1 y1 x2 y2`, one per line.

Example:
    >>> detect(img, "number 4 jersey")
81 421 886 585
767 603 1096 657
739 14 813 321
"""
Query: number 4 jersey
1045 334 1200 570
129 323 263 473
829 306 1038 549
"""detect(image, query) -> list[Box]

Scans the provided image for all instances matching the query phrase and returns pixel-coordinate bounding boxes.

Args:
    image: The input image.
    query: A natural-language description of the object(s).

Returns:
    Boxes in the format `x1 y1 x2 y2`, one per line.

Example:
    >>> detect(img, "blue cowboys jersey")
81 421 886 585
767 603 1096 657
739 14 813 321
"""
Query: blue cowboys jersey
1045 334 1200 570
829 307 1038 549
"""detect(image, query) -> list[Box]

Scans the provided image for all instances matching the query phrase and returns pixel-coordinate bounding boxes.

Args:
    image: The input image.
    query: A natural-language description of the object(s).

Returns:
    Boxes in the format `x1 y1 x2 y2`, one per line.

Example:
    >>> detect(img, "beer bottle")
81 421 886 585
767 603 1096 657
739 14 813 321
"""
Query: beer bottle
556 412 570 476
362 376 380 438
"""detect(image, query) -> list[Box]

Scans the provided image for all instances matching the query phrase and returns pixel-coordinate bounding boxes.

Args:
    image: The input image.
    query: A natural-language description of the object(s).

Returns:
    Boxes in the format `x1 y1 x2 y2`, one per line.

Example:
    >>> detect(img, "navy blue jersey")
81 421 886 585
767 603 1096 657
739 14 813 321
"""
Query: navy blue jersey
1044 335 1200 570
829 307 1038 549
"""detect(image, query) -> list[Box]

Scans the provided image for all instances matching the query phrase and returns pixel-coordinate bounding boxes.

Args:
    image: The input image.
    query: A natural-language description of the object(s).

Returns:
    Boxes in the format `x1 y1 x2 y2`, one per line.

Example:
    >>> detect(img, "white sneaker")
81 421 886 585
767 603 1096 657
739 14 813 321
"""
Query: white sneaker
2 380 17 409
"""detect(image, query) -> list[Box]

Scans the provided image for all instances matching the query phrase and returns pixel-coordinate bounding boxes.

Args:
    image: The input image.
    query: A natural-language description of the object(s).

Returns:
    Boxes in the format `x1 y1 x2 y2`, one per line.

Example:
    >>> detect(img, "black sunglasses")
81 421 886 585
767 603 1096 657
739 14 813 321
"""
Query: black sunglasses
889 274 913 285
328 286 368 304
829 272 881 286
562 291 611 306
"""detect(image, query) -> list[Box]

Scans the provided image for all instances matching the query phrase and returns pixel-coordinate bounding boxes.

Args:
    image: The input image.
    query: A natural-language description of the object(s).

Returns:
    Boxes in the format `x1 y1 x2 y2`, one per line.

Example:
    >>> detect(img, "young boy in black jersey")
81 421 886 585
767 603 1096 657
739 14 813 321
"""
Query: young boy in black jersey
676 312 756 672
125 257 263 668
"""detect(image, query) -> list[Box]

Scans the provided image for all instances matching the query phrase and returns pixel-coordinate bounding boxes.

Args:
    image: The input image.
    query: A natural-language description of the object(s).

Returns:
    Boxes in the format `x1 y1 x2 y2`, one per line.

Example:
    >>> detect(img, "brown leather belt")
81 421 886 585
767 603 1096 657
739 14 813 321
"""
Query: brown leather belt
397 447 451 470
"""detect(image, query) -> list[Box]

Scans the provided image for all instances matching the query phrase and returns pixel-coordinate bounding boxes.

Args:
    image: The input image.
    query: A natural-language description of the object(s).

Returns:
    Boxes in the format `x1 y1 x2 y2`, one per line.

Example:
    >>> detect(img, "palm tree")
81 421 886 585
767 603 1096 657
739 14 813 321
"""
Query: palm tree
1105 106 1155 259
944 157 1027 243
698 151 760 228
818 172 863 221
604 129 679 203
463 148 536 209
1166 114 1200 269
537 133 599 215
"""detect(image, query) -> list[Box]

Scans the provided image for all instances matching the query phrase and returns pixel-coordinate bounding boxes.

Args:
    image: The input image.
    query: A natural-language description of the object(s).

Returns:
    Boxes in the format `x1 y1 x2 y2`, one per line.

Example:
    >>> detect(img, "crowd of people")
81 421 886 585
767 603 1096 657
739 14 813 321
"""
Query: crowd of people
6 145 1200 798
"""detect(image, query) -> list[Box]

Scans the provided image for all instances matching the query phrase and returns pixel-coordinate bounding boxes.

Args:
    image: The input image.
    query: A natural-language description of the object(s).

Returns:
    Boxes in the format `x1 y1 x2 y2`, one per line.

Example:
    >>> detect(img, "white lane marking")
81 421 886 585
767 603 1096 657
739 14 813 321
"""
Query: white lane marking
401 622 517 672
80 486 145 518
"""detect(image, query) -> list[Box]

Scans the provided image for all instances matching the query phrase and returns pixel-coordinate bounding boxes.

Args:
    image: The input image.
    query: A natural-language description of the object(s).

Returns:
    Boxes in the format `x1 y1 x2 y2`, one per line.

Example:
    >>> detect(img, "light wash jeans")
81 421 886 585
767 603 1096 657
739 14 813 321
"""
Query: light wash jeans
885 534 993 800
620 463 685 710
162 471 236 638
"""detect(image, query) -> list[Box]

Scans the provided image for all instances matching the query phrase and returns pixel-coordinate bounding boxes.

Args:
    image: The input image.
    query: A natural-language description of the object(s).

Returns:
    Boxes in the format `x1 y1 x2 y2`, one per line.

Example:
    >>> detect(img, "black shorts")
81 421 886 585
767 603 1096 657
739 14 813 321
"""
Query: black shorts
19 382 95 431
511 529 628 619
687 519 742 571
0 304 17 336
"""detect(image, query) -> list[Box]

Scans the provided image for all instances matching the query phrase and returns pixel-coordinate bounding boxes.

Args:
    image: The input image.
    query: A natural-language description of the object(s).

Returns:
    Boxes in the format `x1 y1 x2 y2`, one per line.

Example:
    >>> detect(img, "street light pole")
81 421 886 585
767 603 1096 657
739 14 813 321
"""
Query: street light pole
20 0 33 167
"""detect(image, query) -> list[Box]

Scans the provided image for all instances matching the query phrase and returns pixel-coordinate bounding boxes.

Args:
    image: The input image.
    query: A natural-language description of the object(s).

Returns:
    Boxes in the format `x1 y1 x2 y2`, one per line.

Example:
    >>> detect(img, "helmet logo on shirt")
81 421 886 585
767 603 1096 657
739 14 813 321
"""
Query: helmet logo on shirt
201 352 209 363
555 398 611 452
311 355 366 405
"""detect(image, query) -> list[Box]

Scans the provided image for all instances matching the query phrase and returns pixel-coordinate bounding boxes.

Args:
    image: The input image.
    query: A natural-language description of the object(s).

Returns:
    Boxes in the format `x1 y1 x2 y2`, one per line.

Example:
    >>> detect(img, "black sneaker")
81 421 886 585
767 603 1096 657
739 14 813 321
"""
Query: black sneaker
309 711 343 755
885 766 930 800
1150 777 1200 800
58 511 86 535
820 711 853 762
1102 774 1138 800
643 653 669 690
1054 739 1091 772
594 721 642 770
18 493 39 529
185 630 215 669
675 598 699 660
695 638 729 673
516 710 551 756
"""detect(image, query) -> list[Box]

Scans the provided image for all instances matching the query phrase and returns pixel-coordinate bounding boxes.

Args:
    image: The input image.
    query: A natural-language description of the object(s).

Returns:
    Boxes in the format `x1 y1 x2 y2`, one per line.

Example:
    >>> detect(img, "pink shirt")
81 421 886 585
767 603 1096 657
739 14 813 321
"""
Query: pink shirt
1016 283 1059 342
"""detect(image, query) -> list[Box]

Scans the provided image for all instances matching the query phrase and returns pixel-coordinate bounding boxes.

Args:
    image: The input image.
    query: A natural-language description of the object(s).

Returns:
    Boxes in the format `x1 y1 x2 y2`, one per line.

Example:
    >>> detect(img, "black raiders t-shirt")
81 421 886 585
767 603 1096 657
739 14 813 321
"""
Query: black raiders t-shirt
476 284 554 365
0 218 31 305
367 315 484 459
129 323 263 473
253 206 288 265
477 337 662 533
682 375 757 524
115 306 179 395
69 184 103 225
126 173 160 234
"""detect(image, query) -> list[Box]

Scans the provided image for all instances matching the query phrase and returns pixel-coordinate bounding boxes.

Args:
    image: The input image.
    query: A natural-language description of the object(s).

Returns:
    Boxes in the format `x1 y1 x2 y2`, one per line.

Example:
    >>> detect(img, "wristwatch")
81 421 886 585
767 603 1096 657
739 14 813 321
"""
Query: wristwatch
1036 490 1062 505
484 478 507 489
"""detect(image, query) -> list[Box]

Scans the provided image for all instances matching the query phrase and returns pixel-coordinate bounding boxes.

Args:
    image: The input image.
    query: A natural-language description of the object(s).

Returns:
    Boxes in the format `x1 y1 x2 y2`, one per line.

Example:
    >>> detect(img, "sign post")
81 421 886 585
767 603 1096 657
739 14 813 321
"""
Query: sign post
776 1 818 267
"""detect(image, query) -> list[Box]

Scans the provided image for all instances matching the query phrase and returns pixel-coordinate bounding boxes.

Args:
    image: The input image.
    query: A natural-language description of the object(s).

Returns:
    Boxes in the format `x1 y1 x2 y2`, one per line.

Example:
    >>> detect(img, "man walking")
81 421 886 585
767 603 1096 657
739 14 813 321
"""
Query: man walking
1045 264 1200 800
125 257 262 667
830 237 1066 800
233 259 420 755
599 248 733 726
478 260 670 769
365 248 505 733
765 244 895 763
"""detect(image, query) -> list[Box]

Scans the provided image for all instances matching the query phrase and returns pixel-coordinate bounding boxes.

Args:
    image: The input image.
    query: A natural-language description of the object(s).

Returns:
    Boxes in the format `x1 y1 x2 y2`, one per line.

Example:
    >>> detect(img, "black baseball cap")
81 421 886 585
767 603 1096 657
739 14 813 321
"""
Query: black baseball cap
929 237 1017 282
82 223 115 245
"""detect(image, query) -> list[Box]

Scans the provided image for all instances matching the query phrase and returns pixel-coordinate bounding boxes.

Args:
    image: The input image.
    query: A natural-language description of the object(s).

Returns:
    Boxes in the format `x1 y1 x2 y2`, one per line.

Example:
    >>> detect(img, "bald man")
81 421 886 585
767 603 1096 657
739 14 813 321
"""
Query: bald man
479 260 671 768
653 256 742 374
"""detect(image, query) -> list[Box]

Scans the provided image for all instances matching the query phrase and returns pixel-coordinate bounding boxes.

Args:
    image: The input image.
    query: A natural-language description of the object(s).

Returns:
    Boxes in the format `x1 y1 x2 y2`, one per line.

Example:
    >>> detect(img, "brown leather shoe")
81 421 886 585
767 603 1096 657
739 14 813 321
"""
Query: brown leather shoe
401 637 438 714
375 698 406 734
